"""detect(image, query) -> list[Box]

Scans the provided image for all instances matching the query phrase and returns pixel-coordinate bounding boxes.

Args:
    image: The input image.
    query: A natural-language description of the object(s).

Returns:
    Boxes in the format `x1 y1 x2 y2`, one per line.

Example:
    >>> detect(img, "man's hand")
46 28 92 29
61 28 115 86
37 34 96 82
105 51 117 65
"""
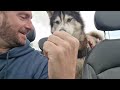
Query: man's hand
43 31 79 79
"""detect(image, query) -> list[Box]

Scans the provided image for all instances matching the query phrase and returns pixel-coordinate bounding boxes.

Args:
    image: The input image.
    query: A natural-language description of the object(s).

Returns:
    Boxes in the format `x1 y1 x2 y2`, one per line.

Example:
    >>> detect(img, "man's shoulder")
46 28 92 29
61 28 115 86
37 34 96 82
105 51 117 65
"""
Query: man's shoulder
20 48 48 64
31 50 48 62
29 50 48 79
32 49 45 57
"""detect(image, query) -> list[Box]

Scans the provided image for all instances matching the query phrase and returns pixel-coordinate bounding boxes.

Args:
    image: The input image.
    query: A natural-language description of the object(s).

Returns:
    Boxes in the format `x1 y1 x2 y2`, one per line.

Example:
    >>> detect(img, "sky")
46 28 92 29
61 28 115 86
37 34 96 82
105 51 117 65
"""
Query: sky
31 11 120 50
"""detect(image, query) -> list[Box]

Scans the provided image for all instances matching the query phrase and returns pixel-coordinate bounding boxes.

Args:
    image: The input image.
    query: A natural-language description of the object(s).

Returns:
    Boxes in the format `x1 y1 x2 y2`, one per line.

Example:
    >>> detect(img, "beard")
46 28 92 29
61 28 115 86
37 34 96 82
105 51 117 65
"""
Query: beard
0 14 26 49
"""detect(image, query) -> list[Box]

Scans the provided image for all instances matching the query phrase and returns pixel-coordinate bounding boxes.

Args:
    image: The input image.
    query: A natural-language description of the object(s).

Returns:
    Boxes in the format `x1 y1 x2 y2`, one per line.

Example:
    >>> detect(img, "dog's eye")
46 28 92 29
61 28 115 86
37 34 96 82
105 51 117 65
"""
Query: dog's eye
67 18 73 22
54 21 60 24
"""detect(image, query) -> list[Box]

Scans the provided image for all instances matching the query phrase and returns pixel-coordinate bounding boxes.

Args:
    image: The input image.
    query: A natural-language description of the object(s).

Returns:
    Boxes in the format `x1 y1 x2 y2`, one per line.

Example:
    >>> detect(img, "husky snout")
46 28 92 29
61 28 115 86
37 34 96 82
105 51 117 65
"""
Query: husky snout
59 29 66 32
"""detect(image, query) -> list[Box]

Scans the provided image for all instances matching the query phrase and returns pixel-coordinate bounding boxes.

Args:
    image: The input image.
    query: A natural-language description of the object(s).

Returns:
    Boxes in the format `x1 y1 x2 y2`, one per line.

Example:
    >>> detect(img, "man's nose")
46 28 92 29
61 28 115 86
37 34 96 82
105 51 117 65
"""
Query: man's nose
25 21 33 31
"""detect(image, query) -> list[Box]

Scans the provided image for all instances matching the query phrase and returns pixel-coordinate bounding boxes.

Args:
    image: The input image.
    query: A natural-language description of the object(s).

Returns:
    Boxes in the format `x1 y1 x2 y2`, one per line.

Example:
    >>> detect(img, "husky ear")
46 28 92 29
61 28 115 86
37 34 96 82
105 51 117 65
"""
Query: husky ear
46 11 54 18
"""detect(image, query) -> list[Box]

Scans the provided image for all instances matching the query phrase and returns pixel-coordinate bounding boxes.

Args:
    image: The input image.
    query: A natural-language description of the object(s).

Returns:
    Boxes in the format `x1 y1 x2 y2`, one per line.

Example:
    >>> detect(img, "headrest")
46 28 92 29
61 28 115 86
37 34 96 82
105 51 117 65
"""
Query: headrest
38 37 48 51
94 11 120 31
27 26 36 42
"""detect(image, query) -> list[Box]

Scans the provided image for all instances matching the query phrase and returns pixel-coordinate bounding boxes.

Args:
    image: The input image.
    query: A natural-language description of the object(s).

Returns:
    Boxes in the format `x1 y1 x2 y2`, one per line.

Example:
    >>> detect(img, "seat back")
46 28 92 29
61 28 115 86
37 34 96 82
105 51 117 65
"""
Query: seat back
38 37 48 51
26 25 36 42
82 11 120 79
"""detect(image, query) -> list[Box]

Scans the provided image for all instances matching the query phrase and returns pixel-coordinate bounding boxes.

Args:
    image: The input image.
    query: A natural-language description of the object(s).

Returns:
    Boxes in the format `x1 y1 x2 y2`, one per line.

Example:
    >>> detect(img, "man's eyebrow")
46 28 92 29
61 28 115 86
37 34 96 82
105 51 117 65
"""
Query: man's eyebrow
18 12 32 19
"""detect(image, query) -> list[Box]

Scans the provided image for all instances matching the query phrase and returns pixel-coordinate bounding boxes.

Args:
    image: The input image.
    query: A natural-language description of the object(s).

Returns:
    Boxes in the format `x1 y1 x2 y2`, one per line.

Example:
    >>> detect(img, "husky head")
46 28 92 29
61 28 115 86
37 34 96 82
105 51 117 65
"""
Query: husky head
47 11 87 51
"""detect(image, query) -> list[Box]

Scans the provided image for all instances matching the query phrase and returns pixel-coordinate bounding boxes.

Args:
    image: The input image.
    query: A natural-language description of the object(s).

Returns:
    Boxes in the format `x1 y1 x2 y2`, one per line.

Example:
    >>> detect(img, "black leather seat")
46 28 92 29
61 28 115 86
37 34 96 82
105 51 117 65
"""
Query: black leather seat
26 26 36 42
38 37 48 51
82 11 120 79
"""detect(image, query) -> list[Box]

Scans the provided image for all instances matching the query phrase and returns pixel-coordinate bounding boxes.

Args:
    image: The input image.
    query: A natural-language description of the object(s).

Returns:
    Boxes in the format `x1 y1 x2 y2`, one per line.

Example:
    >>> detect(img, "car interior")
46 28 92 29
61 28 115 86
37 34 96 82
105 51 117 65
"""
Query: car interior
82 11 120 79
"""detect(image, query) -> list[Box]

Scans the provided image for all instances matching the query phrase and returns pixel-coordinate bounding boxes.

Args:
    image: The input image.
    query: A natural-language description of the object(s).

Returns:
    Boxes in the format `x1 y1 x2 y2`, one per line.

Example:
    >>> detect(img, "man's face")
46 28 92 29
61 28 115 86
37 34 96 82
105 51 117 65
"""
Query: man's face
0 11 33 48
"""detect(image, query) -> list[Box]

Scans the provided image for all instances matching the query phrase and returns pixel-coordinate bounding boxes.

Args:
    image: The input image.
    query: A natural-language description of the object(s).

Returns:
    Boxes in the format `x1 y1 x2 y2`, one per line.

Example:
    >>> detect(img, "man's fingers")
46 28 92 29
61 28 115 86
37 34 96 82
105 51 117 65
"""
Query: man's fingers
47 34 64 46
43 41 58 57
53 31 79 50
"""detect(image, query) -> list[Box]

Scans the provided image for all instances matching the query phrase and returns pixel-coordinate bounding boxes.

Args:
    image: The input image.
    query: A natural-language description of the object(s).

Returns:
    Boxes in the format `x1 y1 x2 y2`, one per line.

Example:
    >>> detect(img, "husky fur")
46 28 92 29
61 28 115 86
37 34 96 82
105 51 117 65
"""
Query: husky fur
87 31 104 43
47 11 103 79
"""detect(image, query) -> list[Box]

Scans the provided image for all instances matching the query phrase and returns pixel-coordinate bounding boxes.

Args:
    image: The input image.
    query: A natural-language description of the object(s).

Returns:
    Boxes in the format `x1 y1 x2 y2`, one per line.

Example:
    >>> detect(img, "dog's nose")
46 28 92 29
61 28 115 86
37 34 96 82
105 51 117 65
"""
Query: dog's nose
59 29 66 32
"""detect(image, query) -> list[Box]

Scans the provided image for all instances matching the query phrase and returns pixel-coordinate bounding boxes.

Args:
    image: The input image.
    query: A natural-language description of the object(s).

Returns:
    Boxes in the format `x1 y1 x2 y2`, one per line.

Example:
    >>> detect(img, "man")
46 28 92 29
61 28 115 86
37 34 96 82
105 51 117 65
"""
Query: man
0 11 79 79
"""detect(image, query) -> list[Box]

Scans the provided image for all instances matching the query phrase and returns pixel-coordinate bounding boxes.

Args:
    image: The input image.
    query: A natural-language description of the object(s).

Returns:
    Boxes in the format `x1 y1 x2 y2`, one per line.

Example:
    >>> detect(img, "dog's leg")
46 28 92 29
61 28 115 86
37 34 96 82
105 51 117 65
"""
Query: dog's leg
75 58 84 79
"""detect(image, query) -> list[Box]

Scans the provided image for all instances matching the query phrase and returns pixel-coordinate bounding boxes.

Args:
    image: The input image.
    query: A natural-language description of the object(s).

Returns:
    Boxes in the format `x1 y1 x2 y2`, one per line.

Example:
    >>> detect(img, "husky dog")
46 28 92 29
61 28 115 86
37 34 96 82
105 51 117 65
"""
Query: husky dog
47 11 103 79
47 11 88 53
47 11 88 79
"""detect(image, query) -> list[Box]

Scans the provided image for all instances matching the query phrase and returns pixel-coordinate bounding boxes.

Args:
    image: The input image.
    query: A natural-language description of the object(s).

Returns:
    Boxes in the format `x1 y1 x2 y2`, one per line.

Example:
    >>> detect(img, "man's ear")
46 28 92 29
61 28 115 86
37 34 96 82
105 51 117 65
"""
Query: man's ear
46 11 54 18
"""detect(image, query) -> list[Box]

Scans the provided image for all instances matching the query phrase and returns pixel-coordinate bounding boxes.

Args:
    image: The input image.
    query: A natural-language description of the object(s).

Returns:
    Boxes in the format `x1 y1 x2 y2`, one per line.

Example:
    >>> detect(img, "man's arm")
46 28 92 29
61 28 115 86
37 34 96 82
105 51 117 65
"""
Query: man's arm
33 53 48 79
